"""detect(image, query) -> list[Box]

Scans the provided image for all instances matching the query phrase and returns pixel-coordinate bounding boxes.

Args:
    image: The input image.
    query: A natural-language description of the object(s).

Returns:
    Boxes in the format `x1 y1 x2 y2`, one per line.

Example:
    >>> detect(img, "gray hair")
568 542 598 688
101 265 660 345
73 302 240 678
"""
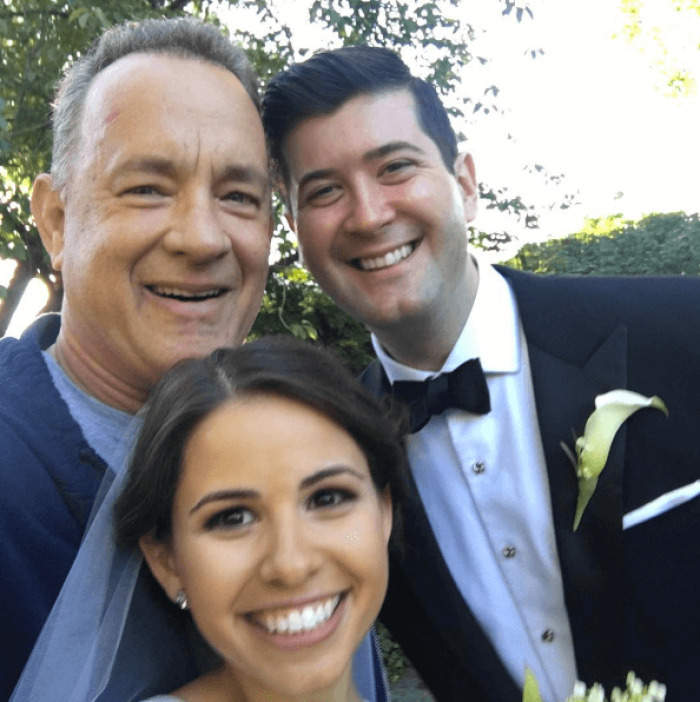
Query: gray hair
50 17 260 191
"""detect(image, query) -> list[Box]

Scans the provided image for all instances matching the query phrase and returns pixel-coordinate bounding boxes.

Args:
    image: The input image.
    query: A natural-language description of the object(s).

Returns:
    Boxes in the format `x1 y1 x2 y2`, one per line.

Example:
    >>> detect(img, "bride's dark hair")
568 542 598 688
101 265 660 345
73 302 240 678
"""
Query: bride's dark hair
115 335 408 549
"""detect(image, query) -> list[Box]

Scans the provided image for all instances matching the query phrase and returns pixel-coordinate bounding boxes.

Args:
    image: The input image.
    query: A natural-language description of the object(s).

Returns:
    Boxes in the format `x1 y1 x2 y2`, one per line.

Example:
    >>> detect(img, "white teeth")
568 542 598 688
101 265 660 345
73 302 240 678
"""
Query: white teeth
357 243 414 271
301 606 316 629
257 595 341 635
150 286 222 299
288 611 303 633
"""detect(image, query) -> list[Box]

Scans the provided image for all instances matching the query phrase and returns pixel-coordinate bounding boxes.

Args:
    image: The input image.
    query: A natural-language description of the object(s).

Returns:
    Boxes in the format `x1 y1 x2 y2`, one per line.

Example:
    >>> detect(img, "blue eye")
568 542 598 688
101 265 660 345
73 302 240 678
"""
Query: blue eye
205 507 255 531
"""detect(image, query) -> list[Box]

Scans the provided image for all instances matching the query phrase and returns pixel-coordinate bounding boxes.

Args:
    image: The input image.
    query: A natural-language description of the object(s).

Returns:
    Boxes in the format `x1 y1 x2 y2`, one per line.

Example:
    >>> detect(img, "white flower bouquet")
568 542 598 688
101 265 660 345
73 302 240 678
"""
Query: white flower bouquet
524 669 666 702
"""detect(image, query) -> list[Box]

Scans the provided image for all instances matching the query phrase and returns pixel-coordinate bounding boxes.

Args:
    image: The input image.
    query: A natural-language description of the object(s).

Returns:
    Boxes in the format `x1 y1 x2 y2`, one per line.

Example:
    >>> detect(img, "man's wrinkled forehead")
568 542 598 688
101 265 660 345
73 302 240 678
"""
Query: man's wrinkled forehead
77 53 268 178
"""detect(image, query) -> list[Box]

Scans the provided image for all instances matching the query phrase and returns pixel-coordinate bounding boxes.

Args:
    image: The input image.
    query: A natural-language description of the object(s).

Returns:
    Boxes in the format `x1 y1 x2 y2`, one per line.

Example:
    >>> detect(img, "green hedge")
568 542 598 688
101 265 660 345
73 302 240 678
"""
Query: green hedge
504 212 700 276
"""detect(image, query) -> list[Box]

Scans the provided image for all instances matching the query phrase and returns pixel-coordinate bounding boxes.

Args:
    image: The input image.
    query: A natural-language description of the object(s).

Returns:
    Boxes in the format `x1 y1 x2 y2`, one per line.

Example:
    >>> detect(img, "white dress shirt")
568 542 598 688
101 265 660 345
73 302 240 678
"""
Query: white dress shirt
373 258 577 702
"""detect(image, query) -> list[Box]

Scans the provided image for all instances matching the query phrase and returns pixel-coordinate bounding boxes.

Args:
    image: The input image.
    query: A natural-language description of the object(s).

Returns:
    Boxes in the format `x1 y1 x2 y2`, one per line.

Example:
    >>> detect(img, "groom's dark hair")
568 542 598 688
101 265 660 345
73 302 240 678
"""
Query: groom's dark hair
263 45 459 187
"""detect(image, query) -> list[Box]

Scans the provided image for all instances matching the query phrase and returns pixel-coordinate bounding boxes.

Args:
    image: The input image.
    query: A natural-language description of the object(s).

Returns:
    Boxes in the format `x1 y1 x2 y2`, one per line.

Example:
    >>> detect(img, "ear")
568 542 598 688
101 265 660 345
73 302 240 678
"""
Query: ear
454 152 478 223
139 533 183 604
31 174 67 271
380 486 393 547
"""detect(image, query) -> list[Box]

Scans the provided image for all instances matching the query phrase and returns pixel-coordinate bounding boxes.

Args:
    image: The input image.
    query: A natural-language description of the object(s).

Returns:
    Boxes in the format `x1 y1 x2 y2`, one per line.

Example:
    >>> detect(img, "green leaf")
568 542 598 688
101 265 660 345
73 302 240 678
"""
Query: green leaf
94 8 108 28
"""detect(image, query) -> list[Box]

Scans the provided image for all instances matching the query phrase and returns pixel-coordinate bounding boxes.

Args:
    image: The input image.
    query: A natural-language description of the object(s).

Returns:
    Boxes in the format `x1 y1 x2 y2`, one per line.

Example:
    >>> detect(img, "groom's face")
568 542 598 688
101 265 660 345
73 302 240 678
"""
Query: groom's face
283 89 478 334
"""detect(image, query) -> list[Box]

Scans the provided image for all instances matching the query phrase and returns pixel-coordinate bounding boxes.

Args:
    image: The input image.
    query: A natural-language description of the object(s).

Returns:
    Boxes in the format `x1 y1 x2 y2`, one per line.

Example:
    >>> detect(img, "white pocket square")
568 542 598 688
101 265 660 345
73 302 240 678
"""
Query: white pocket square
623 479 700 530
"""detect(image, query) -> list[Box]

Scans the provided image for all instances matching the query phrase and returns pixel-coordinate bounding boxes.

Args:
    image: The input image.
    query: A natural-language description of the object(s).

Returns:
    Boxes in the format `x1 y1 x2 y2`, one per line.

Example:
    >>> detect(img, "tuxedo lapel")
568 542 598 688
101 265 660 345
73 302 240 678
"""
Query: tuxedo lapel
526 321 628 686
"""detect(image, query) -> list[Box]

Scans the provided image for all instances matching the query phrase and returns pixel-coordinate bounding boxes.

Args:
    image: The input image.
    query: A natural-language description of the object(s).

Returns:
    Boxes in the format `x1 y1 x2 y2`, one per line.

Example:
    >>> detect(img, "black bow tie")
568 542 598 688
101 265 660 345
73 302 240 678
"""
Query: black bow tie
391 358 491 433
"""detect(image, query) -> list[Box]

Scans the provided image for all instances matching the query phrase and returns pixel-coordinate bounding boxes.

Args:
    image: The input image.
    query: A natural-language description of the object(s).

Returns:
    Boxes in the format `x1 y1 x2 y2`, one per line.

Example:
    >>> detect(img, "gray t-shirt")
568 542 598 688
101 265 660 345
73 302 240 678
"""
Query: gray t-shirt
42 350 141 475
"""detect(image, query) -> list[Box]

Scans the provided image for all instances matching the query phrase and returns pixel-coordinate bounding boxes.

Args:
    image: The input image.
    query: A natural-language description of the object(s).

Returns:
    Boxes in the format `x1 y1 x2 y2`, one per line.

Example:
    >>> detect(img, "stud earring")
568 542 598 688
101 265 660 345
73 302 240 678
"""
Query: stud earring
175 589 189 611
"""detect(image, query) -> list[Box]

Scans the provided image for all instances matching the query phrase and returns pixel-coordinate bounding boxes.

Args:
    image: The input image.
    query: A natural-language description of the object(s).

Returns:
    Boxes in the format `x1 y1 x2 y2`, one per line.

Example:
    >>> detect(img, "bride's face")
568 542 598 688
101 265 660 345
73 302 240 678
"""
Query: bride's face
146 393 392 698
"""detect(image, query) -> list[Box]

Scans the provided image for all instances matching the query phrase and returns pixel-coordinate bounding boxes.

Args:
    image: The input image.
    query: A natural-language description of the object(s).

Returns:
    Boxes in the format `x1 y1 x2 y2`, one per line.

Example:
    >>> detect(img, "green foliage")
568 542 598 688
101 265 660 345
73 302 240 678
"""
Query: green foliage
614 0 699 97
0 0 486 341
248 236 373 371
0 0 194 334
505 212 700 276
376 621 408 683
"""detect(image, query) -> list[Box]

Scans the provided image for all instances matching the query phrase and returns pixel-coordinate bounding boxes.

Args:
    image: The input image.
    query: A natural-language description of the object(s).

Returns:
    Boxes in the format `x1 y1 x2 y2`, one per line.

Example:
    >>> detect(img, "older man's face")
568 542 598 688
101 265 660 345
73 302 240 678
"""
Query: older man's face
53 53 271 394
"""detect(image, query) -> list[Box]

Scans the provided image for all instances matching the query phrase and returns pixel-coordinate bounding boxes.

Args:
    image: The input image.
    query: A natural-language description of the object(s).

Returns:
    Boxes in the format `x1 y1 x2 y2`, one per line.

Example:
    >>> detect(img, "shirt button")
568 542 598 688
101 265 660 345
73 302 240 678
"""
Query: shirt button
472 461 486 474
541 628 555 642
502 545 516 558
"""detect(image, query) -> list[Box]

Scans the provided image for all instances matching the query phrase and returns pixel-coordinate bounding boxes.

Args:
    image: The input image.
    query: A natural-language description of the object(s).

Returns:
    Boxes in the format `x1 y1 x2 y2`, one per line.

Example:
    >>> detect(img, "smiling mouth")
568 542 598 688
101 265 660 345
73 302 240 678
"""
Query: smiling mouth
147 285 227 302
247 593 344 635
353 241 417 271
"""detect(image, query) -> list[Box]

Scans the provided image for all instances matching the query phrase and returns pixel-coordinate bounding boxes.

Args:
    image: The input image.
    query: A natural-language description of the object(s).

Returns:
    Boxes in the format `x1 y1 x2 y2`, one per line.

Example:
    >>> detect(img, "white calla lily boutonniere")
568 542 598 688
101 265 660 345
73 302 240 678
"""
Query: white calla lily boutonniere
561 390 668 531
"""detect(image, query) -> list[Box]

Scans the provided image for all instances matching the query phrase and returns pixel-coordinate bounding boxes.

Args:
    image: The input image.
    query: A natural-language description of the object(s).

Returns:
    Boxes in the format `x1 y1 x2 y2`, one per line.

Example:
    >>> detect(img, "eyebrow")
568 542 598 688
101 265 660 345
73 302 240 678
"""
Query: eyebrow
220 164 270 191
189 466 367 514
362 140 424 162
190 489 259 514
296 140 424 192
109 157 179 180
299 466 367 490
109 158 269 190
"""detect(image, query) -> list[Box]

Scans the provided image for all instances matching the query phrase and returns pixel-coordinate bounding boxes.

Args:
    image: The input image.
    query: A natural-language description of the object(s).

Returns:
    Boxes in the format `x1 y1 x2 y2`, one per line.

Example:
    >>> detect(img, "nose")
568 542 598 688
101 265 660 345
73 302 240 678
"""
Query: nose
258 515 322 588
343 178 395 238
164 189 231 263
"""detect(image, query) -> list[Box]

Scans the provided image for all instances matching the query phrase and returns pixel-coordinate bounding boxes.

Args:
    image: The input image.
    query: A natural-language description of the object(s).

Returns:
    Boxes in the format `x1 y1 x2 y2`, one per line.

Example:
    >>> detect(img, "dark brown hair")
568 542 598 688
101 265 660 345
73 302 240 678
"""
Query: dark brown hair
115 335 408 548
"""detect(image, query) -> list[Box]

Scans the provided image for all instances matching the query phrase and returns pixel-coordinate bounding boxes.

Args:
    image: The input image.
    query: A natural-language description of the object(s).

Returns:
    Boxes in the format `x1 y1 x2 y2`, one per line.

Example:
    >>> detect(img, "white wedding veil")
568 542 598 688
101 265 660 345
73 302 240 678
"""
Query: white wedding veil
10 418 218 702
10 420 387 702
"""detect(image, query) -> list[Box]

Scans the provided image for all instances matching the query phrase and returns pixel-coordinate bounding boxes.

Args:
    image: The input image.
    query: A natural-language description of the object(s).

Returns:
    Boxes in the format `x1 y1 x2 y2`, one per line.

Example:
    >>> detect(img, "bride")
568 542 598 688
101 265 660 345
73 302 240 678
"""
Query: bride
12 336 408 702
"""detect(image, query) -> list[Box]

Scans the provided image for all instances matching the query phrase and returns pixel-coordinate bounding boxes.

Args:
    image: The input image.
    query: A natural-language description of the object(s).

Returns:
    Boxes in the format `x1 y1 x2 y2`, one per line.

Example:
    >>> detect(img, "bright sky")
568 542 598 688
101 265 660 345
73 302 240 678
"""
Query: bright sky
2 0 699 336
459 0 700 247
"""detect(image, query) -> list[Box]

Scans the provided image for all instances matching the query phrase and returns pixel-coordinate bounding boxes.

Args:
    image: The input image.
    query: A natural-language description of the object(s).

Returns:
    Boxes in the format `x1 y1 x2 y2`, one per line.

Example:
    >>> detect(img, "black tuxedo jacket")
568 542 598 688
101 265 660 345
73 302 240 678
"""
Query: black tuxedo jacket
361 267 700 702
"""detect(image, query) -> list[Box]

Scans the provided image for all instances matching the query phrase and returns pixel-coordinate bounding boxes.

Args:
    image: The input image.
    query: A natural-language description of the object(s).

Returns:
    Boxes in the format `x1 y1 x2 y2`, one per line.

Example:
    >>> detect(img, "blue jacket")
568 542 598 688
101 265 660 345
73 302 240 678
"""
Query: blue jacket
0 316 109 701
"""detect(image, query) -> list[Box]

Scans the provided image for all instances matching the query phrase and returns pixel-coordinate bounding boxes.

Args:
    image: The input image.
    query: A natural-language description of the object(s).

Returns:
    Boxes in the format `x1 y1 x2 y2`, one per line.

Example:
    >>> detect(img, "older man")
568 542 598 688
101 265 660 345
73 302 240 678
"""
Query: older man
264 45 700 702
0 19 272 698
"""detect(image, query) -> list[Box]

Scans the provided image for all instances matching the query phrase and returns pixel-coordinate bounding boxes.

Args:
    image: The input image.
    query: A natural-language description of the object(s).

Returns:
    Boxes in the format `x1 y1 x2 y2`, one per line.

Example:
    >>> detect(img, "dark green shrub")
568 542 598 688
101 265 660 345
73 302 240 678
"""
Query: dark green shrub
504 212 700 276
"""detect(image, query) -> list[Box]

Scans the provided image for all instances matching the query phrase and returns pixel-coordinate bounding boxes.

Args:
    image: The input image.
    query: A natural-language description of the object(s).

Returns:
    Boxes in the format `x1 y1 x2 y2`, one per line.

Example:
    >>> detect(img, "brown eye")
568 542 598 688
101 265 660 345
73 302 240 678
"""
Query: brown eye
308 488 356 509
306 183 341 204
205 507 255 530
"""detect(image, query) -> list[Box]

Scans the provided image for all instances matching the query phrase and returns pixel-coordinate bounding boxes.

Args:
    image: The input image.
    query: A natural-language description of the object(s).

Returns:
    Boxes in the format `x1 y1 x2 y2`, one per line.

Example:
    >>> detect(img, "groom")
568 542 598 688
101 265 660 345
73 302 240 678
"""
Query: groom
263 46 700 702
